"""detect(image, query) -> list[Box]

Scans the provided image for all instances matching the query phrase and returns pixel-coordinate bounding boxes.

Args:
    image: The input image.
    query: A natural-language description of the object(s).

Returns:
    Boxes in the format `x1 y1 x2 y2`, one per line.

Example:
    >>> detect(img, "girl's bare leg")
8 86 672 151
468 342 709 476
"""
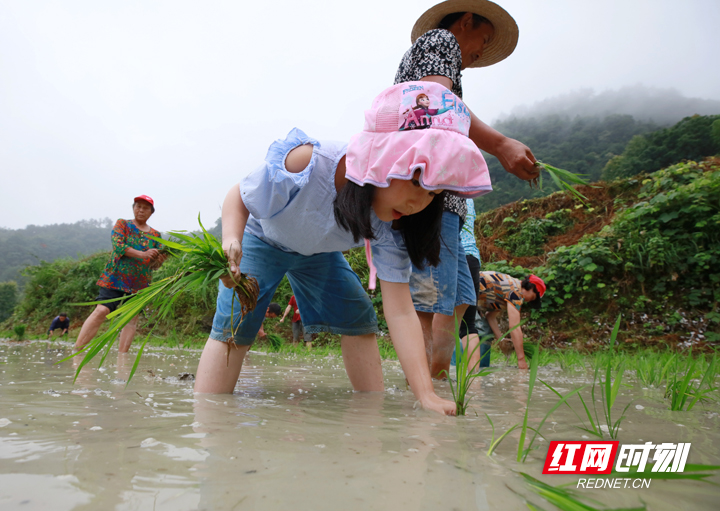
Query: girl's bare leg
118 315 140 353
416 311 434 372
340 333 384 392
461 333 481 373
74 305 109 350
430 304 468 378
194 338 249 394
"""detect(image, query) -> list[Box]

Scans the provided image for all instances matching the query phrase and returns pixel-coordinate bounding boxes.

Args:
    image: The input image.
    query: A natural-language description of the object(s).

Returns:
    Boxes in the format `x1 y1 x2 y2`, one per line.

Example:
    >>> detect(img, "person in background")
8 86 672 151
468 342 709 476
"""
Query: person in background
455 198 492 371
74 195 167 353
257 302 281 338
396 0 539 378
477 272 546 370
280 295 312 348
48 312 70 338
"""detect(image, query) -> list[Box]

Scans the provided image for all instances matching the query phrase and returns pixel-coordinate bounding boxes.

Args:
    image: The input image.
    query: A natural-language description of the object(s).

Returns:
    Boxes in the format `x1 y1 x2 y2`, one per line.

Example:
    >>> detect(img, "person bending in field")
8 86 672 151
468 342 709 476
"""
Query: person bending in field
280 295 312 347
476 272 546 370
193 81 494 415
48 312 70 338
257 302 281 339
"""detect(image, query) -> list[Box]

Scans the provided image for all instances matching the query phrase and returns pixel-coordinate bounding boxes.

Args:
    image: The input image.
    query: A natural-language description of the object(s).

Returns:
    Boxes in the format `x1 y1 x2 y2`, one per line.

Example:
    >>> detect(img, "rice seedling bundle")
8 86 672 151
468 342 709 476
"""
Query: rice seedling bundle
64 217 259 383
533 161 591 203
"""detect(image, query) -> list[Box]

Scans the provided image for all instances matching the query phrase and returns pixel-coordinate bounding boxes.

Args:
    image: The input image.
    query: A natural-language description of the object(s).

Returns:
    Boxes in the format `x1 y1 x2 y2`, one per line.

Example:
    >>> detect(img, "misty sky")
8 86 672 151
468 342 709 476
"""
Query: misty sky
2 0 719 232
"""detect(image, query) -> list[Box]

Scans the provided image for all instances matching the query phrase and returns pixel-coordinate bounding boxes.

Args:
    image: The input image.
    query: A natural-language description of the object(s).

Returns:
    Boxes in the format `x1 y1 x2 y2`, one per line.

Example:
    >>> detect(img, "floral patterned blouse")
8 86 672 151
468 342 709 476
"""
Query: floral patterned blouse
395 28 467 221
395 28 464 98
97 219 162 293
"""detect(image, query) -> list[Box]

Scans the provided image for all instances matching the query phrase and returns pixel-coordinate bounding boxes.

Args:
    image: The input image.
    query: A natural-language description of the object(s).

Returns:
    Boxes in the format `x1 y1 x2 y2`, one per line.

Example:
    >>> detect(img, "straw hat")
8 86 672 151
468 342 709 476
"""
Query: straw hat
411 0 519 68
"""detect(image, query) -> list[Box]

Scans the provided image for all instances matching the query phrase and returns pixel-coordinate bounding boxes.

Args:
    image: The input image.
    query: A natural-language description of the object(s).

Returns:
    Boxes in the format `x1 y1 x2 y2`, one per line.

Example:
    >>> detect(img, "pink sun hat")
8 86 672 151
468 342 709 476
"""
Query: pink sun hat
345 81 492 198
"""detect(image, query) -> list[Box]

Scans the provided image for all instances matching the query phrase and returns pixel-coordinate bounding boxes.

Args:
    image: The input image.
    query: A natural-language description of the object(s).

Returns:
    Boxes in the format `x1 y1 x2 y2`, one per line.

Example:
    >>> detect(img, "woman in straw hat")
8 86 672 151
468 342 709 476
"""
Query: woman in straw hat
395 0 538 378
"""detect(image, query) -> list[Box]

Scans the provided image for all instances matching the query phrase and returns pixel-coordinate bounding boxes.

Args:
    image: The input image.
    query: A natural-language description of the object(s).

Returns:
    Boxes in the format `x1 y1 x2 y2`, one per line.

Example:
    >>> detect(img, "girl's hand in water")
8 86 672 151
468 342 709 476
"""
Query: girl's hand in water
221 238 242 288
420 394 457 416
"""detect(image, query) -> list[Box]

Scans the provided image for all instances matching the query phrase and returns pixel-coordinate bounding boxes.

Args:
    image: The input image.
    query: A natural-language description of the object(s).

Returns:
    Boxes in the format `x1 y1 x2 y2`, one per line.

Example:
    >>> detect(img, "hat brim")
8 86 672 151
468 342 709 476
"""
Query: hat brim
345 129 493 198
411 0 519 68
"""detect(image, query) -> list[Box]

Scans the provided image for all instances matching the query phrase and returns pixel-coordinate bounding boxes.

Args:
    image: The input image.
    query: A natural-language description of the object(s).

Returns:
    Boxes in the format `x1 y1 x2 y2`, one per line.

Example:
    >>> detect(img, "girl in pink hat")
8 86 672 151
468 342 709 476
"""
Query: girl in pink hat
194 82 491 416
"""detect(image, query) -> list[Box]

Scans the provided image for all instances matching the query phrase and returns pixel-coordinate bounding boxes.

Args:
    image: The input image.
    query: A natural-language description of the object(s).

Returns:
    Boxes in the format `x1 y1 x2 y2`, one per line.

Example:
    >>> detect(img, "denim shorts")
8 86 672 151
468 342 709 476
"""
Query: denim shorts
210 233 379 345
409 211 476 315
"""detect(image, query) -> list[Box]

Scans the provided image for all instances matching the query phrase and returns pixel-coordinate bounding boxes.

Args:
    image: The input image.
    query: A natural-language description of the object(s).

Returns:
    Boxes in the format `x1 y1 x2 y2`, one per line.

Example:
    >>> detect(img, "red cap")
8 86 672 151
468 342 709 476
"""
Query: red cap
133 195 154 206
528 275 546 298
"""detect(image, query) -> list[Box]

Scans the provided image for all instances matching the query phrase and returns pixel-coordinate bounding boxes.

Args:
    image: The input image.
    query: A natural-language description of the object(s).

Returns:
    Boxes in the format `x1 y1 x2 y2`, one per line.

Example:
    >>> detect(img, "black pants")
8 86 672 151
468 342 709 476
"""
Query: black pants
458 255 480 339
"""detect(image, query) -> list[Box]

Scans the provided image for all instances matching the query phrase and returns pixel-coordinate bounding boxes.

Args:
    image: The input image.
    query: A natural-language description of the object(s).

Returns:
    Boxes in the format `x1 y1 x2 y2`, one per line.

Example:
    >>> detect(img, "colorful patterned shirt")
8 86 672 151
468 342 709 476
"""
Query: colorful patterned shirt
97 219 162 293
395 28 467 221
477 271 524 312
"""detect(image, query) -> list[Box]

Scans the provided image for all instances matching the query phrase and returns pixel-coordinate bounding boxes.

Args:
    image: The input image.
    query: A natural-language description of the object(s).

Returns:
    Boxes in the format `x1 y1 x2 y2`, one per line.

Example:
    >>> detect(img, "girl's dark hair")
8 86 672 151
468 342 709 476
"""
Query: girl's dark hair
333 182 445 269
438 12 492 31
267 303 282 316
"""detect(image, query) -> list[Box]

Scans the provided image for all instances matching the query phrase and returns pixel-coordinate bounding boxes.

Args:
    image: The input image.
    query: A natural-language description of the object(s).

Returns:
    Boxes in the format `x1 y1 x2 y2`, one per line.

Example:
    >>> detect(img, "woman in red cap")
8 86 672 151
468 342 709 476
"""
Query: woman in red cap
74 195 166 353
475 272 546 370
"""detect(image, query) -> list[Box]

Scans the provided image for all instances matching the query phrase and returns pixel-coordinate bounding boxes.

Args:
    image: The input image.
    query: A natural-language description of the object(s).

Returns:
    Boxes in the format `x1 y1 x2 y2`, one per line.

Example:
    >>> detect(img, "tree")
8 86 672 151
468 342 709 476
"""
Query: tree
0 281 18 322
602 115 720 180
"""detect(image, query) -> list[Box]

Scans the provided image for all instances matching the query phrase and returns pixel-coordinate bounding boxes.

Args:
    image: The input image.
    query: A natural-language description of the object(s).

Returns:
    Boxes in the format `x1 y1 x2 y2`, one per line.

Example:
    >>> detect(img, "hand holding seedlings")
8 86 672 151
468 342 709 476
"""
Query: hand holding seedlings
531 161 591 202
220 238 243 289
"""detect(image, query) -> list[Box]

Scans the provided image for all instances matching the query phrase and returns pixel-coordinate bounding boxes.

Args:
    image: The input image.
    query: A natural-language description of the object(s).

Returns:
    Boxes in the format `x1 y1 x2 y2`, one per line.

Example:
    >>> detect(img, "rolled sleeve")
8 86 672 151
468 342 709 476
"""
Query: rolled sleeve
240 128 320 220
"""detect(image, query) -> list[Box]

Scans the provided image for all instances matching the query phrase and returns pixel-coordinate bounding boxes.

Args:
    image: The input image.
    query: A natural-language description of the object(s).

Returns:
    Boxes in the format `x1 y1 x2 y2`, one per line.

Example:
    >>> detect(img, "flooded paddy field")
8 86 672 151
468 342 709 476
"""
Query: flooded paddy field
1 339 718 510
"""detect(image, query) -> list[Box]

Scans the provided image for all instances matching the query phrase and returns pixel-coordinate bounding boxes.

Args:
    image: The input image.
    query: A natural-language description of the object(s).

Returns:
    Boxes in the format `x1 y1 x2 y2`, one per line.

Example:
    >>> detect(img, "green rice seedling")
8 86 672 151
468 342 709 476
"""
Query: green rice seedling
555 350 586 372
439 320 494 415
543 316 629 440
13 324 26 341
485 343 584 460
516 343 539 462
593 315 631 439
517 346 587 463
540 380 604 439
533 161 591 204
266 333 284 351
635 351 676 387
601 462 720 483
63 216 259 383
665 358 715 411
698 353 718 391
485 413 519 457
518 472 647 511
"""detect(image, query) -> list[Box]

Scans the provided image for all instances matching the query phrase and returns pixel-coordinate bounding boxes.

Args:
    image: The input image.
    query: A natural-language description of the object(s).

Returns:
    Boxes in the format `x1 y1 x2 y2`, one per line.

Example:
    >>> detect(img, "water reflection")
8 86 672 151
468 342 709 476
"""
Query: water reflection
0 340 719 510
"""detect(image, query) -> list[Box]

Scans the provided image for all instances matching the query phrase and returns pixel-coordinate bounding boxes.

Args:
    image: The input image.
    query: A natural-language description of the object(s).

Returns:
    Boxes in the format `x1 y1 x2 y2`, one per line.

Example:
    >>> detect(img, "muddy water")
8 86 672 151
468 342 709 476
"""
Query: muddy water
1 340 718 510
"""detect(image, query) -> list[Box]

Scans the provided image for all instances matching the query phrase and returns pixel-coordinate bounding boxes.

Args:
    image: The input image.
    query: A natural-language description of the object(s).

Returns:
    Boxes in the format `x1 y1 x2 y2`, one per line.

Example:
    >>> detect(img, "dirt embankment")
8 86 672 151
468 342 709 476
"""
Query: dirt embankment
476 179 643 268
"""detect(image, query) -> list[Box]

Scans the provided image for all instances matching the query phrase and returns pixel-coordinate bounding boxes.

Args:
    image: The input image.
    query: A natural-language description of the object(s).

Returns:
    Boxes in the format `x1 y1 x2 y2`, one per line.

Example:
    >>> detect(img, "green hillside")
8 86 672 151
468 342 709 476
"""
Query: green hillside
0 219 113 289
478 157 720 348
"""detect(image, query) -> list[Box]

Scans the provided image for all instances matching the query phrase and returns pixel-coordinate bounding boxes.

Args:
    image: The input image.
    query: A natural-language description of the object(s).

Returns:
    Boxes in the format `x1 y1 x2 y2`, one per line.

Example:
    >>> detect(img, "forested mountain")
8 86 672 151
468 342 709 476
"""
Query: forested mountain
603 114 720 179
476 86 720 213
0 219 113 288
